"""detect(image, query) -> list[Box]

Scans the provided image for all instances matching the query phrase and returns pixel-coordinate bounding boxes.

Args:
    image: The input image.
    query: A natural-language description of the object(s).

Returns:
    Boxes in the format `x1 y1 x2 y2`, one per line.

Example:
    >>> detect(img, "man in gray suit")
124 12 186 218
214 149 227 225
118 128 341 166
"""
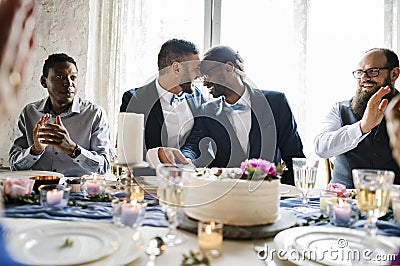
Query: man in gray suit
120 39 206 170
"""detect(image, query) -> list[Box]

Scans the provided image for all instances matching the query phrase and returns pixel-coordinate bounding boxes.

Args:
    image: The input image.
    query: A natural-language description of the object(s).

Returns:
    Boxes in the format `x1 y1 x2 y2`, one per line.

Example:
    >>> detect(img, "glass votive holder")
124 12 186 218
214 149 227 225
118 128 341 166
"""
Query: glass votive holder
112 198 147 230
130 184 145 202
197 221 223 257
82 176 106 196
3 177 35 199
329 198 359 227
320 191 337 215
39 184 71 210
66 178 82 193
392 195 400 225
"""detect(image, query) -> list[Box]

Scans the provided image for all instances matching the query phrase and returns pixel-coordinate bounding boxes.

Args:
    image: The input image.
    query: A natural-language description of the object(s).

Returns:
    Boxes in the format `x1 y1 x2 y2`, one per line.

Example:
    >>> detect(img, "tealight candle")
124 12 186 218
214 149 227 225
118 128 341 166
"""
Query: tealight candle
320 191 337 214
198 221 223 257
130 184 144 202
121 200 141 227
392 197 400 225
46 189 64 206
333 198 352 226
86 181 100 195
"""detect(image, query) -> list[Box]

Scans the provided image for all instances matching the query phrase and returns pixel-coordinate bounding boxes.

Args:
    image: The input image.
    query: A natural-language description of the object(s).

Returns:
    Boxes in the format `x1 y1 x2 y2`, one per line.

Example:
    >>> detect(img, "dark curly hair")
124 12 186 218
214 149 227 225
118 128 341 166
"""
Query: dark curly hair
42 53 77 77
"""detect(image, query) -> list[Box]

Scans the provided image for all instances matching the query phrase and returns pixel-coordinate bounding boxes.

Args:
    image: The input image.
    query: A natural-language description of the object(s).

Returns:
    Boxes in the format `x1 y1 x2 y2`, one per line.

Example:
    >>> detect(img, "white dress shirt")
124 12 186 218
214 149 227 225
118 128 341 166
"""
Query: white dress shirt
146 79 194 167
224 88 252 153
314 102 370 158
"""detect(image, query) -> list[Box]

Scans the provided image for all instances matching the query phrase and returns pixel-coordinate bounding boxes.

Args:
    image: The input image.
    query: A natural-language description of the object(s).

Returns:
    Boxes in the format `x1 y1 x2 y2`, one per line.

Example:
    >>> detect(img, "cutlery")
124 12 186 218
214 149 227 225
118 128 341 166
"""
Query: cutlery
146 236 166 266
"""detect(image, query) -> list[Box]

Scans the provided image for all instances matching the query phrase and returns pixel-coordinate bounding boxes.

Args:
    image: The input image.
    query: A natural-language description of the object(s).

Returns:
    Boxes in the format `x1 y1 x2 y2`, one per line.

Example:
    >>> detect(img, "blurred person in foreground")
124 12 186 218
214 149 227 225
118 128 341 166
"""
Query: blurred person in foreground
0 0 35 265
314 48 400 188
9 53 110 176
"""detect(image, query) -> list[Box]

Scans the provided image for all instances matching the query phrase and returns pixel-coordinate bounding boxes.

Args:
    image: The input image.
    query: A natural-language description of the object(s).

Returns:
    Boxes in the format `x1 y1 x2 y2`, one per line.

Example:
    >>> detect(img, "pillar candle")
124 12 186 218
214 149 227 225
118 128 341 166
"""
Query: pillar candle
117 113 144 165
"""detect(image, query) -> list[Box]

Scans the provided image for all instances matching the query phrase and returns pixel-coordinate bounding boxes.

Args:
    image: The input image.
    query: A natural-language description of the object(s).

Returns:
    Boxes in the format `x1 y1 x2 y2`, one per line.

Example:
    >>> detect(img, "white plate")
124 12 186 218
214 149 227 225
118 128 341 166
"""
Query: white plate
0 170 64 180
8 223 119 265
274 226 398 266
279 184 301 197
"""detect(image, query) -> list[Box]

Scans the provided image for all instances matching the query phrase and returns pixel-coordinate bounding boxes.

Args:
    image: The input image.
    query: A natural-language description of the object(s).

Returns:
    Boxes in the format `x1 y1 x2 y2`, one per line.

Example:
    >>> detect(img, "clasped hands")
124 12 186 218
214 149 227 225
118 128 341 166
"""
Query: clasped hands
31 114 76 156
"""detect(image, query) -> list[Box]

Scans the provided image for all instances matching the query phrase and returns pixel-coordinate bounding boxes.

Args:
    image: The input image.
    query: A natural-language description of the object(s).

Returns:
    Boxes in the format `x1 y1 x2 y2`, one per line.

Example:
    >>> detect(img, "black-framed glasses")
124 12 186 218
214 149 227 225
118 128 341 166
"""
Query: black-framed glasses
352 67 389 79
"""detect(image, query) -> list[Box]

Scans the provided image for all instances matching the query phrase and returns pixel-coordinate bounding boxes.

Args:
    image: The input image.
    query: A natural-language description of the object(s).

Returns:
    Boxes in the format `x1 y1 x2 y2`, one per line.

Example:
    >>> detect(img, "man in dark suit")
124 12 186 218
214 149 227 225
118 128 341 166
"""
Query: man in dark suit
120 39 206 169
180 45 305 185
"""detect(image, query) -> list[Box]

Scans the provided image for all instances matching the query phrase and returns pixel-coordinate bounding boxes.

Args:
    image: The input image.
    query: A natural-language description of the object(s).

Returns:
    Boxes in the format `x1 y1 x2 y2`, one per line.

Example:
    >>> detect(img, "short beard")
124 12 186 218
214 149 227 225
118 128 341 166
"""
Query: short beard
180 82 193 93
351 79 397 118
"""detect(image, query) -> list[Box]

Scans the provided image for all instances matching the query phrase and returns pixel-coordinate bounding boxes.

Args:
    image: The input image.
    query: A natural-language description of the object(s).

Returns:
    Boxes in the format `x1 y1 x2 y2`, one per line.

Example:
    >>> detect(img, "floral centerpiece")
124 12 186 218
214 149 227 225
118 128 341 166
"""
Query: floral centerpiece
240 158 283 181
325 183 350 198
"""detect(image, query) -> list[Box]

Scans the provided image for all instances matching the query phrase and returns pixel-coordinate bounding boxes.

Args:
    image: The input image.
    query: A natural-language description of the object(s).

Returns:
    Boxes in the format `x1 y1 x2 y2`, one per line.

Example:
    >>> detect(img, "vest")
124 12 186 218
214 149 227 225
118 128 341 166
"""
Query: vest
332 100 400 188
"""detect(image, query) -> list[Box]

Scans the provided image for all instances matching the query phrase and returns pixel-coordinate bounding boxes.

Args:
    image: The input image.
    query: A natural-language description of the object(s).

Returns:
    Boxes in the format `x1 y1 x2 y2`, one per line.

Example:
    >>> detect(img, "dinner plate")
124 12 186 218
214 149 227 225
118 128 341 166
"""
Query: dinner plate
0 170 64 180
279 184 301 197
7 223 119 265
274 226 398 266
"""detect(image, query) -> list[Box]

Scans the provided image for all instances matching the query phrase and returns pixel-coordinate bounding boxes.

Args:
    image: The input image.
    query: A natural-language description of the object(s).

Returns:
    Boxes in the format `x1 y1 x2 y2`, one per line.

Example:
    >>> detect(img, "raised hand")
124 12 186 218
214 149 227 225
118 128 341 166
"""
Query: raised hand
0 0 36 117
360 86 391 134
32 113 51 154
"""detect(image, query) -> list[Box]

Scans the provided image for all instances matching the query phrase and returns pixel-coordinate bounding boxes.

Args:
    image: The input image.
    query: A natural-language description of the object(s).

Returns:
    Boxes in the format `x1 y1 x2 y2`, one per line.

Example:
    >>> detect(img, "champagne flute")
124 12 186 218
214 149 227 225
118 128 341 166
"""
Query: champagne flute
293 158 319 213
352 169 394 236
156 164 187 246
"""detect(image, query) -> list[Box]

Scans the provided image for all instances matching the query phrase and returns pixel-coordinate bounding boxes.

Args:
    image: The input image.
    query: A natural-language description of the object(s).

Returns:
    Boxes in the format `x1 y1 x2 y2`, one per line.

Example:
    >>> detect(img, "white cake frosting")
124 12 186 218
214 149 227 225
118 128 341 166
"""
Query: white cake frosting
184 168 280 226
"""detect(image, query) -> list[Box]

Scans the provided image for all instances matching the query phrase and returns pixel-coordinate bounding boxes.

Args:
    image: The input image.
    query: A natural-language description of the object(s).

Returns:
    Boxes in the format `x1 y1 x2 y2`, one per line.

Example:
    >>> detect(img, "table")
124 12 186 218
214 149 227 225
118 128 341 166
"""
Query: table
3 183 400 265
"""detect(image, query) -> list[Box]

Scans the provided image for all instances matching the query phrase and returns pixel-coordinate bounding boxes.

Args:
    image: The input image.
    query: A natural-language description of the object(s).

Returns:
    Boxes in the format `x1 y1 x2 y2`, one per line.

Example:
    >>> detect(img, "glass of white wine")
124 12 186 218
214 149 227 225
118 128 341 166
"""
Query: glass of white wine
156 164 188 246
352 169 394 236
293 158 319 213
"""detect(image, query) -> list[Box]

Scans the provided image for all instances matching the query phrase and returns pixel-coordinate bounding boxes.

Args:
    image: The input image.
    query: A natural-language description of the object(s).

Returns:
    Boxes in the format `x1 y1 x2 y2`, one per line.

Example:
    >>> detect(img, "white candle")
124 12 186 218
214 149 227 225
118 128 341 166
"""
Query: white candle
86 182 100 195
198 222 223 251
130 184 144 201
46 189 64 206
117 113 144 164
121 202 141 226
333 199 352 225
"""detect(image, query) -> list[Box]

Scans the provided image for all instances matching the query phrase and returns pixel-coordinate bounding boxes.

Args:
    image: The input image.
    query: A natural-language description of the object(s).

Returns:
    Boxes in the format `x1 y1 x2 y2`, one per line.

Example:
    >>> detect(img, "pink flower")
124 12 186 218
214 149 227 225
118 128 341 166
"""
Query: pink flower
325 183 350 198
3 177 34 199
240 158 282 181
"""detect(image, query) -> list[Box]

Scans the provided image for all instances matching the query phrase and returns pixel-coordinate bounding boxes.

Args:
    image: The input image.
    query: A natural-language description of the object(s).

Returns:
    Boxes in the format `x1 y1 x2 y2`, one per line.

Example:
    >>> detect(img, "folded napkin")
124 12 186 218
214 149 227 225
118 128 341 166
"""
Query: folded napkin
5 192 168 227
280 197 400 237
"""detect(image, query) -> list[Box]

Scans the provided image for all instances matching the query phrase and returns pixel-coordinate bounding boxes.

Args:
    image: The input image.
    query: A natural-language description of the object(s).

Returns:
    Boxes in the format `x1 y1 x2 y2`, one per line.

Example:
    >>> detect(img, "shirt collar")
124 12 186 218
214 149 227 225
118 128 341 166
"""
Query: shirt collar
224 86 251 108
156 78 176 104
38 96 80 115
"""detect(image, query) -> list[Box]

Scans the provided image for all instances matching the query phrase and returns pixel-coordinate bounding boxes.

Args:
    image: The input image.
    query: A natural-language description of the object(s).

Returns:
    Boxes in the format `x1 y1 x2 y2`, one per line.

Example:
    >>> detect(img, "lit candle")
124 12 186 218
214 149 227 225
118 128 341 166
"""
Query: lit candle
333 198 352 225
392 198 400 224
198 221 223 253
46 189 64 206
319 191 337 214
121 200 141 227
130 184 144 201
86 181 100 195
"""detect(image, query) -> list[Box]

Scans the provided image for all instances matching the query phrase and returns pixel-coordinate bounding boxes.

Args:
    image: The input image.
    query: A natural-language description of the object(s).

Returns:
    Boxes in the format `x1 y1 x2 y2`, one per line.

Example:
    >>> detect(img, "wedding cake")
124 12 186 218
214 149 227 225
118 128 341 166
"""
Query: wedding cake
184 161 281 226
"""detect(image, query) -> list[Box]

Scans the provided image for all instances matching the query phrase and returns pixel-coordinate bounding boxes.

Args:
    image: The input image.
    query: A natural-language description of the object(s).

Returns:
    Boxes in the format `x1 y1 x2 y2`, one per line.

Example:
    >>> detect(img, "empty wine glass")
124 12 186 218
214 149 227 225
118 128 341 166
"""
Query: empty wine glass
156 164 188 246
352 169 394 236
293 158 319 213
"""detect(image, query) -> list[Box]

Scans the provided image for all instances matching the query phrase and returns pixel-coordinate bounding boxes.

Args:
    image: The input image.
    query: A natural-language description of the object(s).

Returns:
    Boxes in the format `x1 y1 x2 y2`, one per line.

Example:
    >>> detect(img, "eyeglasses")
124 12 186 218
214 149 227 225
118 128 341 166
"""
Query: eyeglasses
352 67 389 79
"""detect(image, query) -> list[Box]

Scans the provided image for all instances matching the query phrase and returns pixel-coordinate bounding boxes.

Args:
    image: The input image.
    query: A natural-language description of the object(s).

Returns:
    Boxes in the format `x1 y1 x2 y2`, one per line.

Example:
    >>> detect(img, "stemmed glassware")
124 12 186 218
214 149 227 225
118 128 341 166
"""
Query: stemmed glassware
156 164 187 246
352 169 394 236
293 158 319 213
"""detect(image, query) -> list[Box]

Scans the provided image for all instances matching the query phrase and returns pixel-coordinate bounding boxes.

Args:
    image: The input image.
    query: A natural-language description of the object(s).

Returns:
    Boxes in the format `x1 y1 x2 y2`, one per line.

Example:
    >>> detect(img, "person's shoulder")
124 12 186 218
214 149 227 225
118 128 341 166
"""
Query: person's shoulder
256 88 285 98
21 98 46 112
77 98 106 113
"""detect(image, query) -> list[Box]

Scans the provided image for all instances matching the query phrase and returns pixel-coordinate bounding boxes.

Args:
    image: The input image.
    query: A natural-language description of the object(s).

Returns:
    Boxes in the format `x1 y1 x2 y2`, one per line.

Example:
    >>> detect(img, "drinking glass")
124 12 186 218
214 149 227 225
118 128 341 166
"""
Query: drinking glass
156 164 188 246
352 169 394 236
293 158 319 213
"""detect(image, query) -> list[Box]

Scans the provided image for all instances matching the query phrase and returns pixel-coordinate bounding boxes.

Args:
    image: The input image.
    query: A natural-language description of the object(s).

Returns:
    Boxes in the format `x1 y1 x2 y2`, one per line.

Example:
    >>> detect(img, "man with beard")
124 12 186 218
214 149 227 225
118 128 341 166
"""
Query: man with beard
121 39 206 168
314 48 400 188
179 45 305 185
9 53 110 176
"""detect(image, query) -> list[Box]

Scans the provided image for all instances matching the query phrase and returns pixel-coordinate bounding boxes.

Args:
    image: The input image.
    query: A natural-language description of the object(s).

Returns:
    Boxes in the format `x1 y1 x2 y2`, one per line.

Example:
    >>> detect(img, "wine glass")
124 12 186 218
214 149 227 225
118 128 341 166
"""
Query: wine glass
156 164 188 246
352 169 394 236
293 158 319 213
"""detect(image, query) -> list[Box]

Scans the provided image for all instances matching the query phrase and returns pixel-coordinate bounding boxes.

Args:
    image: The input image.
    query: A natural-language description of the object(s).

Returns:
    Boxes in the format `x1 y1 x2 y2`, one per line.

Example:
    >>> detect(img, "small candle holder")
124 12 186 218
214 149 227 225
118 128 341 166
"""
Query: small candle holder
197 221 223 257
112 198 147 230
319 191 337 215
66 178 82 193
39 184 71 210
82 174 106 196
130 184 145 202
328 198 359 227
391 186 400 225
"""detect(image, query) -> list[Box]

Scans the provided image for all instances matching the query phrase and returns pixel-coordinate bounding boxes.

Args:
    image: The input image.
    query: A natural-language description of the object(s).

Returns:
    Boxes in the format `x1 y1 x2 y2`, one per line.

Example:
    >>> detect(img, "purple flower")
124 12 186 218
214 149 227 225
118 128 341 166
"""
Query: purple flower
240 158 282 181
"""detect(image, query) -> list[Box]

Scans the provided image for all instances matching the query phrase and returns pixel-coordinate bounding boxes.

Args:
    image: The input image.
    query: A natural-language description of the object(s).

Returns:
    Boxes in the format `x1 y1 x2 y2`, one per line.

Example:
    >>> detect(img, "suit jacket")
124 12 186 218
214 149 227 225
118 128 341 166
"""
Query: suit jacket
181 84 305 185
122 79 206 151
